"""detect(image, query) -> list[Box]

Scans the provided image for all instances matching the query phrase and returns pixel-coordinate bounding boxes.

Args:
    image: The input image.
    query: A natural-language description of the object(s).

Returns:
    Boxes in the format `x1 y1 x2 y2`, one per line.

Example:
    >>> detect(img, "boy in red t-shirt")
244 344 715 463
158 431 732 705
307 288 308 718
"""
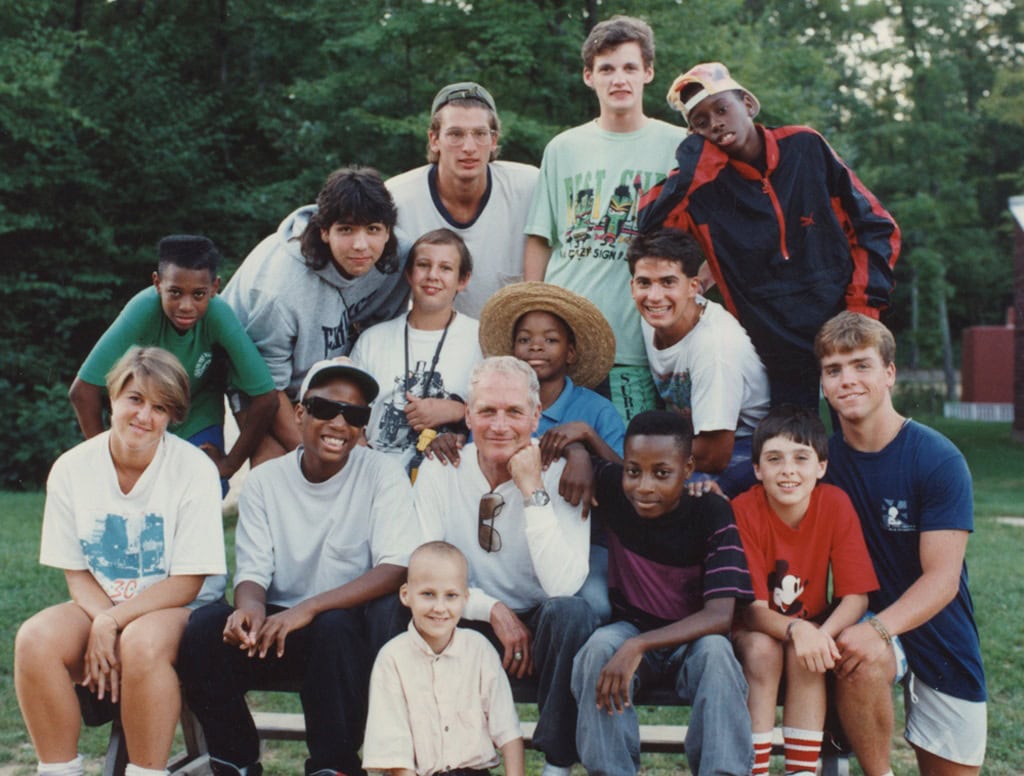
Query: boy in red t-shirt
732 405 878 776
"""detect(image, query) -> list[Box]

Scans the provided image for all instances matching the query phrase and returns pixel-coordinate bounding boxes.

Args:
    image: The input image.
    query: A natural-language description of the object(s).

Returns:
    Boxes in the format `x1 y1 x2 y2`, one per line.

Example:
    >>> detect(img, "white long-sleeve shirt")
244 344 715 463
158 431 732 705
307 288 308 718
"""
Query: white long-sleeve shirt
413 444 590 621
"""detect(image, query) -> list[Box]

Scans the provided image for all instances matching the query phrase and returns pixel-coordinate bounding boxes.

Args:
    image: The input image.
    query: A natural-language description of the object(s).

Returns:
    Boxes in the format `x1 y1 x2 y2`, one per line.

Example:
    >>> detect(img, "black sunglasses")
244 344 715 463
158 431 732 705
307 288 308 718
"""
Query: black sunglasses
301 396 371 427
478 491 504 553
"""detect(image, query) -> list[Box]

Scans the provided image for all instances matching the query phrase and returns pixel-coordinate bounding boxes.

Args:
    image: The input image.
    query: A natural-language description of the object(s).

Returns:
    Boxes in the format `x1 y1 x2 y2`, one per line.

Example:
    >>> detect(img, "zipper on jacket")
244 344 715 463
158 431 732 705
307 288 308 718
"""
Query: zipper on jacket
761 177 790 260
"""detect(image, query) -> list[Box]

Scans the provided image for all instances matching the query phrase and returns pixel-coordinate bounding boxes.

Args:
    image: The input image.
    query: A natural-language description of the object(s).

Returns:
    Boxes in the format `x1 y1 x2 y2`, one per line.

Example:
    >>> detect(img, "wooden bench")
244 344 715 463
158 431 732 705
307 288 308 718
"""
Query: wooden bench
116 682 849 776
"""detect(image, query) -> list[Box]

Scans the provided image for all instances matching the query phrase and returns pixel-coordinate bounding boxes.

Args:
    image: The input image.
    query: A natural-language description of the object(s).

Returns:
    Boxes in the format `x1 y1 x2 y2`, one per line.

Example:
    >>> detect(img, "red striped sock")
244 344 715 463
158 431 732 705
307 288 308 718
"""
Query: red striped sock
783 726 822 775
752 730 773 776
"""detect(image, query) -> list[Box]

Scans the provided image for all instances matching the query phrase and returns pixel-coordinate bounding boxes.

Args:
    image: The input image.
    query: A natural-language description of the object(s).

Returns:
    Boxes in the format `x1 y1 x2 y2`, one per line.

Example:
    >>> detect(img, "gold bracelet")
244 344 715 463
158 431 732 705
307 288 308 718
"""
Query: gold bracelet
868 616 891 645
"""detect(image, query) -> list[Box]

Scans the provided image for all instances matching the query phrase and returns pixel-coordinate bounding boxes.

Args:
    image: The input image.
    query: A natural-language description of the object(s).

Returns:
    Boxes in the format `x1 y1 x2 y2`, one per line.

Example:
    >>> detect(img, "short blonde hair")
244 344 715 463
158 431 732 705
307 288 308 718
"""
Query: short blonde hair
814 311 896 367
106 346 190 424
408 541 469 585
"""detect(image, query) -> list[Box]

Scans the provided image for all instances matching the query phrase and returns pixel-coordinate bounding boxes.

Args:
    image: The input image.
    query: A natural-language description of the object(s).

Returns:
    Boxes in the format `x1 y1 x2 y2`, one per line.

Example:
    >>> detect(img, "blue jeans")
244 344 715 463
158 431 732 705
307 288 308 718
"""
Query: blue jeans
571 621 753 775
177 596 403 776
576 545 612 626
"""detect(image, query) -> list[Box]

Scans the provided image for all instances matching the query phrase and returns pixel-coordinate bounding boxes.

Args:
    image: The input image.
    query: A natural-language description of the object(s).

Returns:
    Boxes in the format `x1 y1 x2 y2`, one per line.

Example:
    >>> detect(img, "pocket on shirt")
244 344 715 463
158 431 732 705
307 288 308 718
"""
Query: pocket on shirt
318 539 371 588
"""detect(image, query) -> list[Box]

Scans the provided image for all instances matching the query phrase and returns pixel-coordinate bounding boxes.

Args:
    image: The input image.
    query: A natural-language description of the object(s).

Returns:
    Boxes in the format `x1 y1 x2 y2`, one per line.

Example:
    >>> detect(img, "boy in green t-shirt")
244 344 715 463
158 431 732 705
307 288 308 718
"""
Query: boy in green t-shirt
70 235 277 492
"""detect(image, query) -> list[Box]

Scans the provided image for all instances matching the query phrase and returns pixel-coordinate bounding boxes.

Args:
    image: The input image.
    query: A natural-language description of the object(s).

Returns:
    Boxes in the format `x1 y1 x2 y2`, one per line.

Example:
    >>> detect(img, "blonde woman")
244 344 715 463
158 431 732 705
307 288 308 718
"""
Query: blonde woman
15 346 226 776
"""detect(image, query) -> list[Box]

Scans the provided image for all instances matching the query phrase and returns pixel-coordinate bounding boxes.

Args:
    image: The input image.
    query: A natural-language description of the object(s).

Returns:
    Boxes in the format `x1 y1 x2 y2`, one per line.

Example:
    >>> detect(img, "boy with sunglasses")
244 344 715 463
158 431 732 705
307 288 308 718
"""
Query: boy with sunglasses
179 358 423 776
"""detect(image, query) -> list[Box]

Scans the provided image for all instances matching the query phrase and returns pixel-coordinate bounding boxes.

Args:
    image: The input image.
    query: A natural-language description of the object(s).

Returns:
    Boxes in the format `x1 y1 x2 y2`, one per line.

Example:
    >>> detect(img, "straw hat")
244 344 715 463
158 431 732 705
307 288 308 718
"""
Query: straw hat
478 282 616 389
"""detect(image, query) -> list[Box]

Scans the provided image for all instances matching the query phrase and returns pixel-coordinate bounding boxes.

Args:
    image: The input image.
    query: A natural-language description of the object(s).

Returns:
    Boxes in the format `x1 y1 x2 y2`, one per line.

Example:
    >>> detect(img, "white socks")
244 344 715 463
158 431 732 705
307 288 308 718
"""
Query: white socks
124 764 168 776
37 756 83 776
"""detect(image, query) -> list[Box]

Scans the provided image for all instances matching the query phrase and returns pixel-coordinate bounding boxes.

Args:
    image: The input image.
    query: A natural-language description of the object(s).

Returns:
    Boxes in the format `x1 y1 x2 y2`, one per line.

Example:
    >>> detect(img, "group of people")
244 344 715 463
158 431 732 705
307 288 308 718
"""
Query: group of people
14 12 985 776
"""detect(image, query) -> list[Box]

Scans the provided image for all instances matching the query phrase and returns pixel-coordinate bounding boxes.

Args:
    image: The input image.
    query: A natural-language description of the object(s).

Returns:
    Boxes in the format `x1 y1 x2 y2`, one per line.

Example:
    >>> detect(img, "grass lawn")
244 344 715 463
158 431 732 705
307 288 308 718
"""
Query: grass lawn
1 418 1021 774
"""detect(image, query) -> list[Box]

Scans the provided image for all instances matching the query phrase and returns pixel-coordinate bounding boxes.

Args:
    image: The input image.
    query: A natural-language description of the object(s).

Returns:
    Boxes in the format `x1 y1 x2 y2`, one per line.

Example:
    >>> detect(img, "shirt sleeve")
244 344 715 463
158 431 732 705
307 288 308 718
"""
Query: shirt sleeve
224 271 298 393
413 457 449 543
361 644 417 771
701 498 754 602
824 486 880 598
592 402 626 457
368 456 421 568
732 492 770 603
482 637 523 748
523 143 560 244
523 460 590 597
687 324 747 434
917 447 975 533
233 470 276 591
167 449 227 577
821 134 900 316
206 298 275 396
77 289 159 386
39 454 89 571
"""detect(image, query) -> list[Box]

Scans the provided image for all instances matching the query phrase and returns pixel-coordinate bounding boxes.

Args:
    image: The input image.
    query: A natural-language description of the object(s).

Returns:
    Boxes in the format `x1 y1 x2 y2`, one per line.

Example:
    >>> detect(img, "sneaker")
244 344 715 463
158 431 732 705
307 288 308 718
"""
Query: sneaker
305 770 348 776
540 764 572 776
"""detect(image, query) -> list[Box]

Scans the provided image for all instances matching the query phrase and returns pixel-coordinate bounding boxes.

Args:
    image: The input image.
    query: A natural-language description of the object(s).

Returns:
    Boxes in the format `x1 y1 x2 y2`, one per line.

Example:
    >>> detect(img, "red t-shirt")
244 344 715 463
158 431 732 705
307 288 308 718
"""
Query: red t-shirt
732 483 878 620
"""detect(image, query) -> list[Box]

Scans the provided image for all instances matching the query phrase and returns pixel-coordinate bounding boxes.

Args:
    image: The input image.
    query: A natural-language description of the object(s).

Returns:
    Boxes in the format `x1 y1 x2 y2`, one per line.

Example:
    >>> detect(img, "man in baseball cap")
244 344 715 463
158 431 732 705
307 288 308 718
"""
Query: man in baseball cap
386 81 538 317
666 61 761 126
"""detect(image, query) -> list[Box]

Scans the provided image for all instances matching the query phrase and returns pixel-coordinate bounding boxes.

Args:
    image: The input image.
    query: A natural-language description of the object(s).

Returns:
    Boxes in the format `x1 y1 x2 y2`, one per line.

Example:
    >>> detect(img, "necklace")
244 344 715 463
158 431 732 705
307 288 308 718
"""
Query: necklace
404 310 455 398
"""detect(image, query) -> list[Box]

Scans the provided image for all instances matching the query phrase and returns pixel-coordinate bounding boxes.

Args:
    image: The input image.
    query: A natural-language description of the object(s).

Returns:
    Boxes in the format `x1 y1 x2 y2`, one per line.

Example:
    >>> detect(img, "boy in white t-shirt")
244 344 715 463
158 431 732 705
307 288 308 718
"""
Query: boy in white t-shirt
627 227 770 496
363 541 524 776
350 228 481 476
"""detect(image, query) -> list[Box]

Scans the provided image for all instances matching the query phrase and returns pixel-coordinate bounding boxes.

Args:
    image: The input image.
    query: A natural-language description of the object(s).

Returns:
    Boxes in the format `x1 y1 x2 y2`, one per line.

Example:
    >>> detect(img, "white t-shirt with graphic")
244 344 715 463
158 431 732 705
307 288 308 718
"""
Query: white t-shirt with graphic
350 312 482 472
642 299 771 437
40 432 226 605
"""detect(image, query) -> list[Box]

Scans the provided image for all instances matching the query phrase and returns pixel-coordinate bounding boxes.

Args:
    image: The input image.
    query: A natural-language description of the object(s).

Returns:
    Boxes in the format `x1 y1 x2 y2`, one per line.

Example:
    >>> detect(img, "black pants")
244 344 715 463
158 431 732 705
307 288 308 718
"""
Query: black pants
177 596 403 776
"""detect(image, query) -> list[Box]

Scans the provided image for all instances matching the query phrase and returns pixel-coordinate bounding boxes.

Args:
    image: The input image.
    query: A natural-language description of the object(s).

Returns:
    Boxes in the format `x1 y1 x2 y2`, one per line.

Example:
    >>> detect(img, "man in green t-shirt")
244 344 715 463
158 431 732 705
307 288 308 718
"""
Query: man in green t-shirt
70 235 277 493
524 15 685 424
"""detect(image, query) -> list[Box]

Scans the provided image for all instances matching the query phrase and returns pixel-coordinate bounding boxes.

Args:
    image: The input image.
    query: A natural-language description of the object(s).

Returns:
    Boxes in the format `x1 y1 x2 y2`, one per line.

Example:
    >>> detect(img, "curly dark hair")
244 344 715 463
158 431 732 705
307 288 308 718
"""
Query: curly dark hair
298 166 399 274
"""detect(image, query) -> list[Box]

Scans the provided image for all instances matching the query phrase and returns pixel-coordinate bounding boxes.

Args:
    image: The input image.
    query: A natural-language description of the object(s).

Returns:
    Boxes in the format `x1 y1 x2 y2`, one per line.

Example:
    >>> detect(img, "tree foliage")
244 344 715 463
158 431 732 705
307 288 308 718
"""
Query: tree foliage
1 0 1021 485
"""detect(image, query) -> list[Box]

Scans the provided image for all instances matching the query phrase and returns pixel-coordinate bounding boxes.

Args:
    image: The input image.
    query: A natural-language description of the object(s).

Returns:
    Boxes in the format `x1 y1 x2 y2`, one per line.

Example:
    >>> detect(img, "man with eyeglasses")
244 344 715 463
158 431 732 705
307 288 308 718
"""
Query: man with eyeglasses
414 356 596 776
179 358 422 776
387 82 538 317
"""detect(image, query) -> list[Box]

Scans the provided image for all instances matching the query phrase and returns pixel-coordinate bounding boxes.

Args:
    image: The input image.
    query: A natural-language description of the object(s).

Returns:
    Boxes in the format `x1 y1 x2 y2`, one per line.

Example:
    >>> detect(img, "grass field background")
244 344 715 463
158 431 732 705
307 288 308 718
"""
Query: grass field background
1 417 1021 775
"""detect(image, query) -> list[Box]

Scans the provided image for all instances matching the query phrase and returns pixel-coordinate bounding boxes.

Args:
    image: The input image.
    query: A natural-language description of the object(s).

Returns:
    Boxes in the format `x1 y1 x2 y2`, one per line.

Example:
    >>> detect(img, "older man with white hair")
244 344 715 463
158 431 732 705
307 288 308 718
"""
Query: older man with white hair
414 356 596 776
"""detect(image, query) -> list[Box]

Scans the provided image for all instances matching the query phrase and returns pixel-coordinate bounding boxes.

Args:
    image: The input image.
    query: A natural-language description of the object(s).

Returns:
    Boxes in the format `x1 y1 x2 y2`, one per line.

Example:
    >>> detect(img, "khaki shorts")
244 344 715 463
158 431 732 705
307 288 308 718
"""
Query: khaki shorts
903 672 987 767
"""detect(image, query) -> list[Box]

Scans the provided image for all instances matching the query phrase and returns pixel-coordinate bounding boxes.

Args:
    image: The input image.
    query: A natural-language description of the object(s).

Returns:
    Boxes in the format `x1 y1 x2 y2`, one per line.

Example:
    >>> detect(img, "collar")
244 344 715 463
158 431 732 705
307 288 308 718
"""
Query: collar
427 164 493 229
726 124 777 180
540 376 577 424
406 618 464 658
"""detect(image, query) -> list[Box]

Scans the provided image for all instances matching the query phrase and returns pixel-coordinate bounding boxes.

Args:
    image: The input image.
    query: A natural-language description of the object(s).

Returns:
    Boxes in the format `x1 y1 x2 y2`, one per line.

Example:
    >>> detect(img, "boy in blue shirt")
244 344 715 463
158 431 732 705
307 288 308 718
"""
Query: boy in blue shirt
70 235 277 492
817 312 986 775
571 410 754 775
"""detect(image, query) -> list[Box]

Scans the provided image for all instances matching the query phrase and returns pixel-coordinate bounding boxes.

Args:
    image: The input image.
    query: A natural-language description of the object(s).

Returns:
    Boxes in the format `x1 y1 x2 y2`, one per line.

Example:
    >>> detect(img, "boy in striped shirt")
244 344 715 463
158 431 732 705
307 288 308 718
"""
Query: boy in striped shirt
571 410 754 775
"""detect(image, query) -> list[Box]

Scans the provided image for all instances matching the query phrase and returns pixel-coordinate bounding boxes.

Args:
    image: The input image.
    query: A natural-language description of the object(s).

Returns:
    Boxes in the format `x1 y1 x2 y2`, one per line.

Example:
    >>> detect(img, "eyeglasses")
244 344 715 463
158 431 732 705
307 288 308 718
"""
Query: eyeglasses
301 396 371 427
440 128 495 147
478 491 504 552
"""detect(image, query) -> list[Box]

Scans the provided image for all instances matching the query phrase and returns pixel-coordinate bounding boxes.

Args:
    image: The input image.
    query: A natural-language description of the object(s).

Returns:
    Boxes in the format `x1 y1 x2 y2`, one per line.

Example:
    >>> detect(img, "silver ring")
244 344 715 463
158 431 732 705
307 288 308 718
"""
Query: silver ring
513 650 523 661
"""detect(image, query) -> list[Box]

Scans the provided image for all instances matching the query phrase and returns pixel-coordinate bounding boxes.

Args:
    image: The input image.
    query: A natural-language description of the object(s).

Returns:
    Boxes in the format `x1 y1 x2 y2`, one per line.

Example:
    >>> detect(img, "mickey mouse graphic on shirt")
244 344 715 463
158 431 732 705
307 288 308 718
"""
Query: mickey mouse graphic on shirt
768 559 808 616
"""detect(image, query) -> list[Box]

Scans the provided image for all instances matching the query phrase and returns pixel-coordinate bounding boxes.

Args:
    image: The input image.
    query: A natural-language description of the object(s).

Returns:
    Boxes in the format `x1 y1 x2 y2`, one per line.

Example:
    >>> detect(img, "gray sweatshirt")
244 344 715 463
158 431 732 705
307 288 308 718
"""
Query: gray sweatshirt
222 205 410 399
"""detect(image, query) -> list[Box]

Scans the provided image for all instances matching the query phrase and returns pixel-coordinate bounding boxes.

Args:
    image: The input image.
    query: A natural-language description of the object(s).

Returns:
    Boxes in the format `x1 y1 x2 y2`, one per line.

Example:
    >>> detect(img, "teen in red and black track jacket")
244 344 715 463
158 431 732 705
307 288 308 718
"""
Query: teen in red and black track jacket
638 125 900 408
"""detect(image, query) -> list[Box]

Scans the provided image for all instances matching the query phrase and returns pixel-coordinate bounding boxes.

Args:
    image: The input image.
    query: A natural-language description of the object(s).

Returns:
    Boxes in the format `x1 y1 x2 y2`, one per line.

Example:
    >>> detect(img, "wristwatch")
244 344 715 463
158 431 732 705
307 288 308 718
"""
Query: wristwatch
526 489 551 507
